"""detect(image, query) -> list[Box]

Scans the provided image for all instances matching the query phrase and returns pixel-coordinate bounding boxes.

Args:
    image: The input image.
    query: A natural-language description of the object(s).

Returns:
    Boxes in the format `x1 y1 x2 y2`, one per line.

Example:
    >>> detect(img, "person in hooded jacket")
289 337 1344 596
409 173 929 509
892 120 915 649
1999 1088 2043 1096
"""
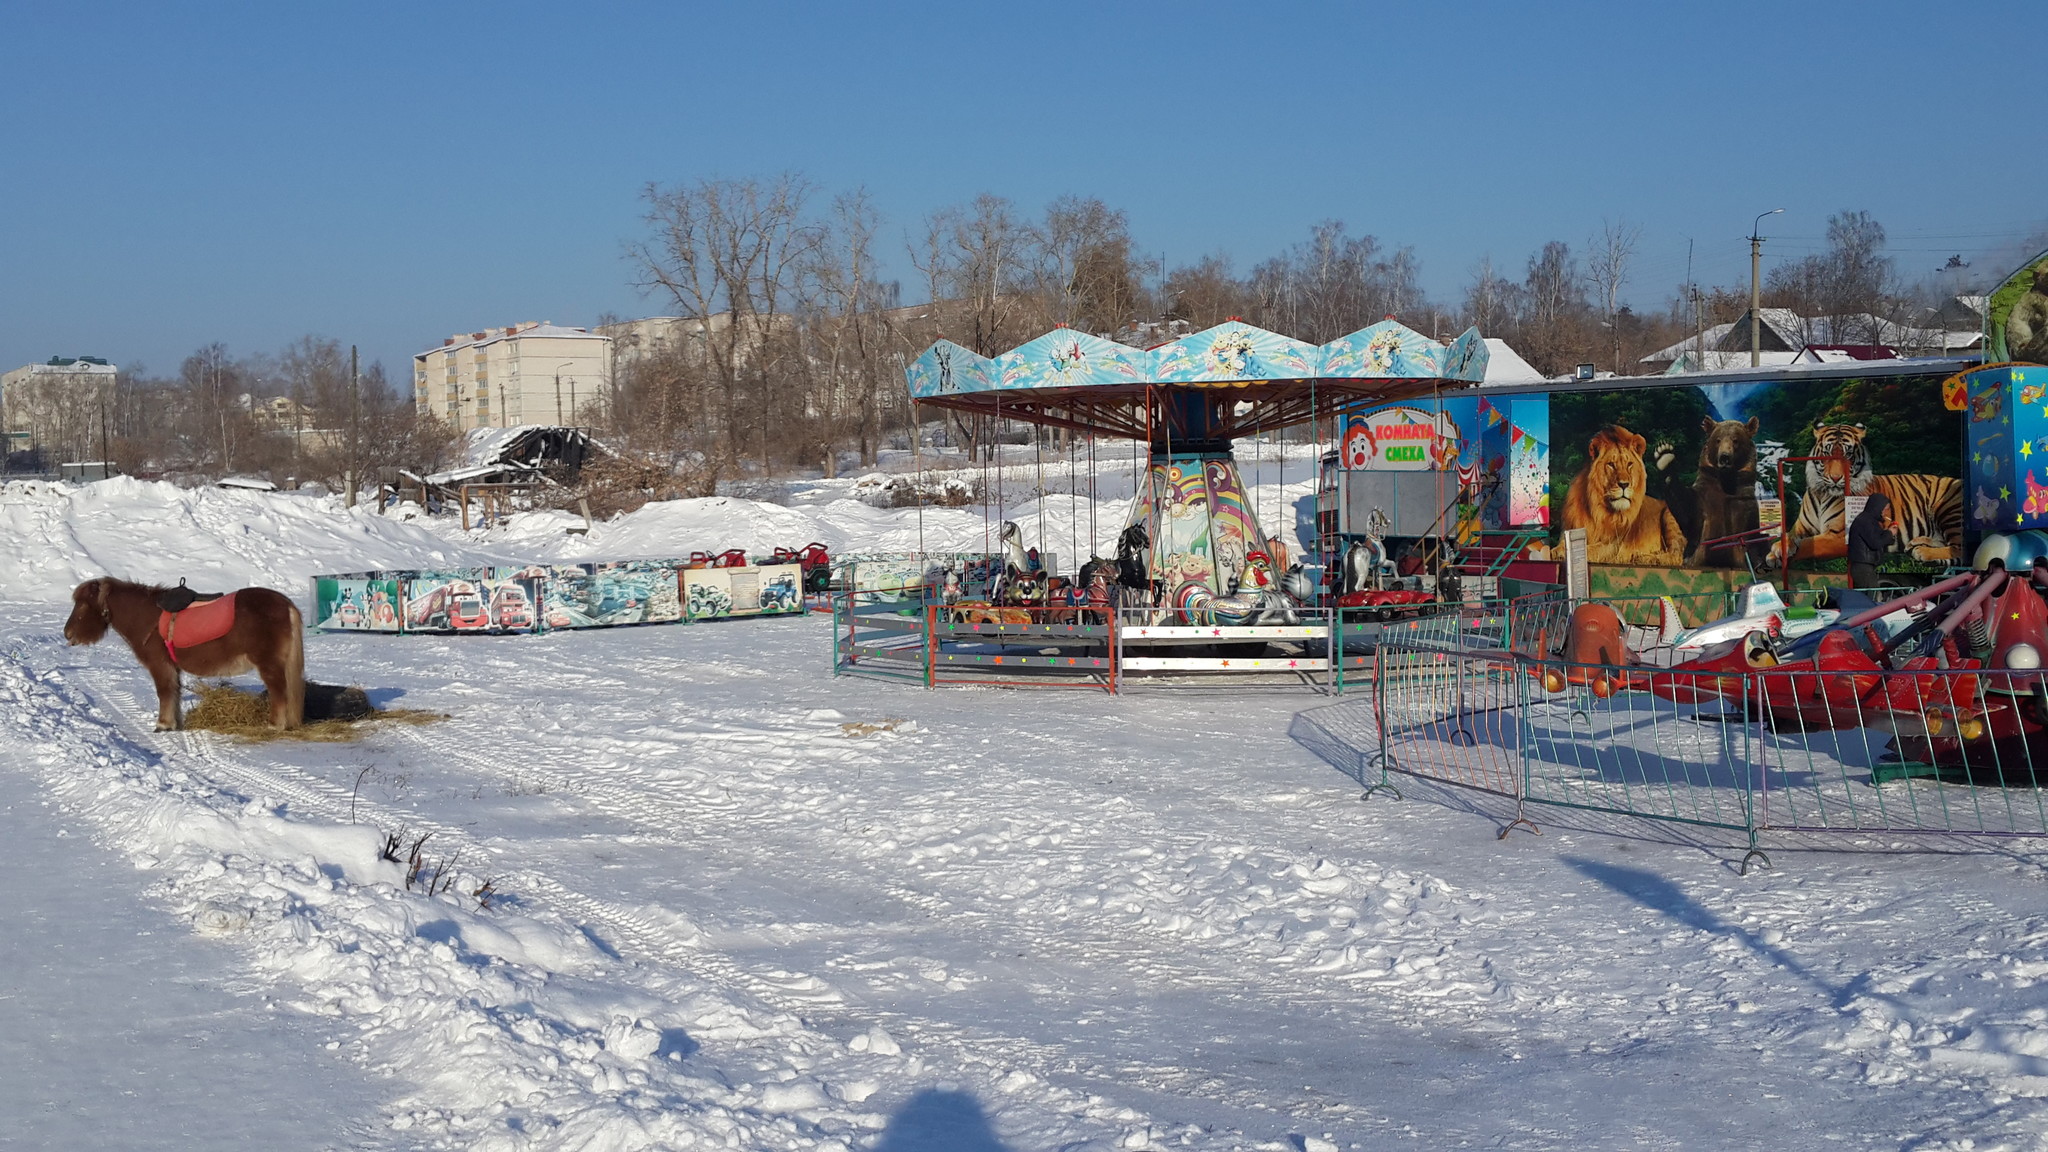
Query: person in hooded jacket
1846 492 1894 590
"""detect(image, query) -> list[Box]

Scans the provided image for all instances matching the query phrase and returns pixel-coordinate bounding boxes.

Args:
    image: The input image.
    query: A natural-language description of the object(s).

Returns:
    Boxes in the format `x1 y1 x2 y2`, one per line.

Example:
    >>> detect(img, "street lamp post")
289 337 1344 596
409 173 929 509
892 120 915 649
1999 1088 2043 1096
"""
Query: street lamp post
554 361 575 426
1749 208 1785 367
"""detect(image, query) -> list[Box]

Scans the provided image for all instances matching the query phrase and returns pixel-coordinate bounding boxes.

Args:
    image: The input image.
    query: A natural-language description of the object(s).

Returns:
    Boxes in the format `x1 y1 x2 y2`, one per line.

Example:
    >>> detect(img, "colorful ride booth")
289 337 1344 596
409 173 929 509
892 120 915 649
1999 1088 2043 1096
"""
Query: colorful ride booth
1329 355 1980 632
1337 256 2048 869
833 319 1492 690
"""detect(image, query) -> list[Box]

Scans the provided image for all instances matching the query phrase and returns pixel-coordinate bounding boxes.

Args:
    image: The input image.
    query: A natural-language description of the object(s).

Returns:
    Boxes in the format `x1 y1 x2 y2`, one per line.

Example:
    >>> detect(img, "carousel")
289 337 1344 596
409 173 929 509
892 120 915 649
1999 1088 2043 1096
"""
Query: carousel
906 317 1489 624
819 318 1496 691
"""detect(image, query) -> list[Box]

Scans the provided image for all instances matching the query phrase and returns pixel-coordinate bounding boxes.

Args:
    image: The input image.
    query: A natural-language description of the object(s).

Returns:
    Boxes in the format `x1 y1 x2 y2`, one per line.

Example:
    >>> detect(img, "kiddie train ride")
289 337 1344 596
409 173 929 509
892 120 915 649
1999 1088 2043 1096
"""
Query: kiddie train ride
840 319 1493 688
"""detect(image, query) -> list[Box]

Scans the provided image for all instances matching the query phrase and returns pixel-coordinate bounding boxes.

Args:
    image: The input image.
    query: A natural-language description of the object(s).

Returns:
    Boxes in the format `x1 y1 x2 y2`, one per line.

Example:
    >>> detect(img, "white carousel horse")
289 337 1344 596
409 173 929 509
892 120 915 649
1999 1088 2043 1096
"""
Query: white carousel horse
1341 507 1395 594
989 520 1036 606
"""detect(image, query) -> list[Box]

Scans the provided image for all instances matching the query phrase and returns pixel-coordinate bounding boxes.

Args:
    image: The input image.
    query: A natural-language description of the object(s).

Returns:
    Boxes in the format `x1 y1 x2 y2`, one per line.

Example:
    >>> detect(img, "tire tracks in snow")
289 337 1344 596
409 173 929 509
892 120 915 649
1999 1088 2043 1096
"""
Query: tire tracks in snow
51 652 1272 1144
374 717 1385 1130
384 700 1492 1023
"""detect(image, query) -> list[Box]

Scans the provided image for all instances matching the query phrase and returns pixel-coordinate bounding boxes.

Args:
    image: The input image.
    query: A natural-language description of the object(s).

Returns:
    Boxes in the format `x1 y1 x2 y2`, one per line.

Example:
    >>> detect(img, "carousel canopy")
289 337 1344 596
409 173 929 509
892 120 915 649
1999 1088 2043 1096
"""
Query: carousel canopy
907 319 1489 442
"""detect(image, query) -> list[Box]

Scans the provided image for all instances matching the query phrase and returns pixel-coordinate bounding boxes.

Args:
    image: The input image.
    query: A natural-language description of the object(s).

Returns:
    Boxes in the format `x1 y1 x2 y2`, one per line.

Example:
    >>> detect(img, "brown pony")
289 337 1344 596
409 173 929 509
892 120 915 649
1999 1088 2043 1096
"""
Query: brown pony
63 578 305 731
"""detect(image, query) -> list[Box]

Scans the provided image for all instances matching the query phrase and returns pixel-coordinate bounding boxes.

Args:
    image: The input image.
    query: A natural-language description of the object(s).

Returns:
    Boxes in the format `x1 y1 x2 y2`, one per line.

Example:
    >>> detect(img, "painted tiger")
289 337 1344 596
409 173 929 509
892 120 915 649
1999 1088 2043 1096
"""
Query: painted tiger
1775 422 1871 562
1871 473 1964 562
1776 422 1962 563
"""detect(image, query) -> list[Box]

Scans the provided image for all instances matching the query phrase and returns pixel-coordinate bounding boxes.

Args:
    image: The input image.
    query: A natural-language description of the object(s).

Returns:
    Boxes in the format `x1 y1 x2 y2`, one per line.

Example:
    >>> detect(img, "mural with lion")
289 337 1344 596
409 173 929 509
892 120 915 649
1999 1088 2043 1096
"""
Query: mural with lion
1560 425 1686 566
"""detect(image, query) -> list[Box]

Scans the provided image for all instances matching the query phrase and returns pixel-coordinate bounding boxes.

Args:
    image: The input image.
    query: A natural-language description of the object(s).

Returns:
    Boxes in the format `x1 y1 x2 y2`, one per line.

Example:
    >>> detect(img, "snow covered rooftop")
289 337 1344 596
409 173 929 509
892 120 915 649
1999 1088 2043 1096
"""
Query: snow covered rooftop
1479 338 1545 386
1646 309 1981 365
417 322 608 359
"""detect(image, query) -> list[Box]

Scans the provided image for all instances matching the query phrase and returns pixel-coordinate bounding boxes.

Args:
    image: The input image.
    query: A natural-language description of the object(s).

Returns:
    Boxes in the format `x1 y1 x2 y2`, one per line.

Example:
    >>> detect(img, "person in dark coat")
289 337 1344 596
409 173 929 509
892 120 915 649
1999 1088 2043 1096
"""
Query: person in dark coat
1846 492 1894 590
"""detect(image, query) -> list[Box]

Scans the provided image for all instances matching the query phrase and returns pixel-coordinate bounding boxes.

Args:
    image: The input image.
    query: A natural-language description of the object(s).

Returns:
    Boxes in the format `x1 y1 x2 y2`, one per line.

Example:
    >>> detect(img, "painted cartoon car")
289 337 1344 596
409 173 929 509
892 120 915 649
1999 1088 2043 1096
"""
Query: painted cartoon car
335 593 363 628
446 582 489 630
759 574 800 614
490 583 533 630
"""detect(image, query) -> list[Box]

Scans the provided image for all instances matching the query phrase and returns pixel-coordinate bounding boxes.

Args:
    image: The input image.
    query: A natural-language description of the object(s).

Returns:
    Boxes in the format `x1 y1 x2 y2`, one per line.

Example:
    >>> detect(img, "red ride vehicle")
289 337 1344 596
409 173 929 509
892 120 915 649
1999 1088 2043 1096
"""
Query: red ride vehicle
1338 588 1434 621
1529 571 2044 769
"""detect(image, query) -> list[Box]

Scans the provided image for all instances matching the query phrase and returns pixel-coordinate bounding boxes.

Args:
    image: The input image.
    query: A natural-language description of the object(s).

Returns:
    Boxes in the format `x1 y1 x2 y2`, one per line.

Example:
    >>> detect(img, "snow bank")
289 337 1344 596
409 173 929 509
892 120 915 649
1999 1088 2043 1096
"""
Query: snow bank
1 443 1325 605
0 478 516 603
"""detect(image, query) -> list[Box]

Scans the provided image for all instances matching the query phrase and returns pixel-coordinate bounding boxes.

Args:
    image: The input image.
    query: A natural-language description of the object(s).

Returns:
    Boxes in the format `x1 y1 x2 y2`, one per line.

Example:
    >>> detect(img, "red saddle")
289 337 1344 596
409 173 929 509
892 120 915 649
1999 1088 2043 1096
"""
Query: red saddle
159 592 239 660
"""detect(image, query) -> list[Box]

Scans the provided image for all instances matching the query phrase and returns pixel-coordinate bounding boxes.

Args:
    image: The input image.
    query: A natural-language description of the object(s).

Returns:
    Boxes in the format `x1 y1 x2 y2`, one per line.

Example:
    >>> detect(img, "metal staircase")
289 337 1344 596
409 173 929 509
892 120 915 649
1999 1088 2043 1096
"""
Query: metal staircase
1444 528 1552 600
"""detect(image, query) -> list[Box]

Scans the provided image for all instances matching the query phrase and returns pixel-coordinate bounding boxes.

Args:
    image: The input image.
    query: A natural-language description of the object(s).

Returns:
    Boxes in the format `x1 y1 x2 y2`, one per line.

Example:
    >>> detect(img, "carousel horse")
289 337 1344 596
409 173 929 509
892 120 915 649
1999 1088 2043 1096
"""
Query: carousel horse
64 576 305 731
1076 557 1119 625
989 520 1033 606
1115 523 1153 597
1341 507 1395 595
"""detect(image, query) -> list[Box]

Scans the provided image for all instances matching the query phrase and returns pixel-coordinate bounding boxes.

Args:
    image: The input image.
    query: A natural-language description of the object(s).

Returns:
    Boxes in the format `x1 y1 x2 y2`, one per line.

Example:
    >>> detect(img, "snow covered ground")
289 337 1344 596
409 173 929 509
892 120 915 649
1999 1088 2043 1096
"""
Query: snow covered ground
6 472 2048 1150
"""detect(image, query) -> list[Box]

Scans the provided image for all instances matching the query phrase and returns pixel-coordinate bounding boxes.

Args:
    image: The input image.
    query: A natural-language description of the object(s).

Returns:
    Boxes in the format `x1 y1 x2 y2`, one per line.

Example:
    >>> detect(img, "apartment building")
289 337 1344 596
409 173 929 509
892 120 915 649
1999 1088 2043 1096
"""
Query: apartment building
1 356 118 459
413 322 610 432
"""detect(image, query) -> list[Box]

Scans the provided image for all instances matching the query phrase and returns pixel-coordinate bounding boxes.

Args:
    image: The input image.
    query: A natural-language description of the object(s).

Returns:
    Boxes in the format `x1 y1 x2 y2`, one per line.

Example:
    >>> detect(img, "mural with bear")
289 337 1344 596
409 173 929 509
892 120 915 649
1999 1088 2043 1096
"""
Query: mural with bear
1548 371 1962 569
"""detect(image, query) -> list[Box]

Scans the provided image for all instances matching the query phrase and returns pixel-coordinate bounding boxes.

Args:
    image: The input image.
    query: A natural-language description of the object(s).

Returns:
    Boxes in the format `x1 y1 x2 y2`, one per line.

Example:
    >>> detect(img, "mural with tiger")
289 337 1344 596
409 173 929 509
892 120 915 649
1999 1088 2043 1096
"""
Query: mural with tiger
1774 422 1963 563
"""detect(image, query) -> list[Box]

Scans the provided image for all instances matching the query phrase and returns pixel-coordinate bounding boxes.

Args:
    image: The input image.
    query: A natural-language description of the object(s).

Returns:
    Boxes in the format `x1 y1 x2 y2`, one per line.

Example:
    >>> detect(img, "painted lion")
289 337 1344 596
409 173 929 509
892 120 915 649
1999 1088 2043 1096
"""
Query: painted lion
1561 425 1686 566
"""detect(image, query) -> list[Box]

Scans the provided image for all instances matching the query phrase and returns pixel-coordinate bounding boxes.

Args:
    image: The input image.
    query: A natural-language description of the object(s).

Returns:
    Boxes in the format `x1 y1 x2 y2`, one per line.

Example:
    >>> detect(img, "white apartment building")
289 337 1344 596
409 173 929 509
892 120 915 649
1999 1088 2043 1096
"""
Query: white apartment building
594 312 793 373
413 322 610 432
1 356 118 458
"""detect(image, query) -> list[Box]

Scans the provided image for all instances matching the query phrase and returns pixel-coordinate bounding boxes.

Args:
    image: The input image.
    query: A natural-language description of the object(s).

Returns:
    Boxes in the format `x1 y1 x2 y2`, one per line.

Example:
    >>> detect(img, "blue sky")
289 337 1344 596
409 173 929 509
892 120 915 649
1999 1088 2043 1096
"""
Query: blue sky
4 0 2043 382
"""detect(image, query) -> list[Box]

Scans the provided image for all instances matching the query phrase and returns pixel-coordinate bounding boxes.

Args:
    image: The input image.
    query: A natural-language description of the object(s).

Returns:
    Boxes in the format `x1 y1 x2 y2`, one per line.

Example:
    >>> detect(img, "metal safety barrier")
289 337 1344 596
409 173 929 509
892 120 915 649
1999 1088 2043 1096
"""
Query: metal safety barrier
831 591 930 683
1347 641 2048 871
932 604 1117 691
833 593 1355 694
1115 607 1336 692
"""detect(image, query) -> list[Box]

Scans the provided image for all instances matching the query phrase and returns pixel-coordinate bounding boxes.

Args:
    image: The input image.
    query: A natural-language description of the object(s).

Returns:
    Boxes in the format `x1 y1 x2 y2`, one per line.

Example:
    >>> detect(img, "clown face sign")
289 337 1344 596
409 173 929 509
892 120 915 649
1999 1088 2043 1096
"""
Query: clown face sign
1343 407 1462 471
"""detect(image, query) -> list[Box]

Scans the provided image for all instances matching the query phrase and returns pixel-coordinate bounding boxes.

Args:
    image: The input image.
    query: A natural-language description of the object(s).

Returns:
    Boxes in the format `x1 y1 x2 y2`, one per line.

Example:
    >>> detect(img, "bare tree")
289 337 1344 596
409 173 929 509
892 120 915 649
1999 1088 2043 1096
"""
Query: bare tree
632 173 826 479
1034 196 1143 335
1243 221 1430 343
176 343 263 475
1765 209 1896 345
1461 256 1522 335
1519 241 1591 375
806 188 896 471
1163 255 1249 331
933 194 1034 357
1585 219 1642 372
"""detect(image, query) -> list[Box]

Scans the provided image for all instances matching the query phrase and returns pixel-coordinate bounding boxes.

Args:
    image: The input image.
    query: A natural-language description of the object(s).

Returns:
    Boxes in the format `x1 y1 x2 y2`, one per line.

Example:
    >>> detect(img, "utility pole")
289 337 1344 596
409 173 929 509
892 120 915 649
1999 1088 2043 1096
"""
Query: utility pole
347 344 360 507
1693 286 1706 372
1749 209 1784 367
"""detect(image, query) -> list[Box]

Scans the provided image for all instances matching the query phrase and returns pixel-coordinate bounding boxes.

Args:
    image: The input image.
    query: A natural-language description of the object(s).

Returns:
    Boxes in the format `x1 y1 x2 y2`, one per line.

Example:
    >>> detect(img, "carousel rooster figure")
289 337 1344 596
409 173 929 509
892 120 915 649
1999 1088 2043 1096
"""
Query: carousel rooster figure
1173 549 1302 626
